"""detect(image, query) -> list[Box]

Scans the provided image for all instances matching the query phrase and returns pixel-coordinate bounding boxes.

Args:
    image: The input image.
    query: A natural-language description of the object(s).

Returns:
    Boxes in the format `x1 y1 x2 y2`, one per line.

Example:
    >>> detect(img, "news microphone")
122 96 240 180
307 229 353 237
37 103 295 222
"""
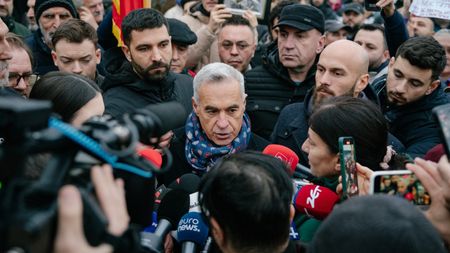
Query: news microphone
168 173 201 194
141 189 190 253
263 144 314 180
177 212 209 253
294 184 339 220
138 147 163 168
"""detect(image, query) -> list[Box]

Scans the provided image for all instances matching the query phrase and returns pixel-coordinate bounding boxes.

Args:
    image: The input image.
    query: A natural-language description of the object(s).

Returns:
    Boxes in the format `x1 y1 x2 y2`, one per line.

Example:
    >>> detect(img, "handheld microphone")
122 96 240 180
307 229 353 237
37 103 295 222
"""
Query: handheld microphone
263 144 314 180
141 189 190 253
168 173 201 194
177 212 209 253
294 184 339 220
138 147 163 168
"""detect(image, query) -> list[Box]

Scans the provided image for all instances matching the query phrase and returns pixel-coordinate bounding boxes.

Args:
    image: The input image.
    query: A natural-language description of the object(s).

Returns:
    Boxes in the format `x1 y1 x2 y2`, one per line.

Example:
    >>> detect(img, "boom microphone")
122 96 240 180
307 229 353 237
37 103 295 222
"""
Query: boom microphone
141 189 190 253
294 184 339 220
263 144 314 180
177 212 209 253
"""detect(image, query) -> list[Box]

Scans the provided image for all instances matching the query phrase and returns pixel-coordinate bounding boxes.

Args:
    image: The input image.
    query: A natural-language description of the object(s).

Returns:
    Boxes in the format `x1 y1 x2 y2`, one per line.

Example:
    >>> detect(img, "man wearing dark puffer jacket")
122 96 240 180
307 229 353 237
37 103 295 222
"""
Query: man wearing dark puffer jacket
102 8 193 119
244 4 324 140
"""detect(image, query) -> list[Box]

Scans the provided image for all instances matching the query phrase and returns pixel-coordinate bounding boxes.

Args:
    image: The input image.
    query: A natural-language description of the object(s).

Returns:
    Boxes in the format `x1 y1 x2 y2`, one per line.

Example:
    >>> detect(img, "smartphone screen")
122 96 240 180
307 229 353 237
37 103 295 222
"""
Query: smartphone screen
364 0 381 11
371 171 431 205
339 137 358 199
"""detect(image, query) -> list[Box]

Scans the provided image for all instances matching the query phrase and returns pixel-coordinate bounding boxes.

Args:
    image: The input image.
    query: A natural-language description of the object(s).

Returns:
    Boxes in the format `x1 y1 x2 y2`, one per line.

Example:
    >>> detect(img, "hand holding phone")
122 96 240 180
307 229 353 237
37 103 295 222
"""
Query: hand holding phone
364 0 381 11
433 103 450 158
370 170 431 205
339 137 359 199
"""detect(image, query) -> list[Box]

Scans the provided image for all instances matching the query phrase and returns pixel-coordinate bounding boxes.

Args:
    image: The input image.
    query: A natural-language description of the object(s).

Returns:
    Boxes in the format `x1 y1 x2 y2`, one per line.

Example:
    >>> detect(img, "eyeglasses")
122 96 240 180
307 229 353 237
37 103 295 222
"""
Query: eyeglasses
8 72 39 87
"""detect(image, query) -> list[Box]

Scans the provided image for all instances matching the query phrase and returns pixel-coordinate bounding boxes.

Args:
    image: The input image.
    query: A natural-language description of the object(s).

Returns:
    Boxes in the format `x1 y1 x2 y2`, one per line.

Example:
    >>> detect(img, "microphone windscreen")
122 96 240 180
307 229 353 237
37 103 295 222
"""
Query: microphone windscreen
263 144 299 173
294 184 339 220
168 173 201 194
177 212 209 245
158 189 191 225
138 148 163 168
135 101 187 136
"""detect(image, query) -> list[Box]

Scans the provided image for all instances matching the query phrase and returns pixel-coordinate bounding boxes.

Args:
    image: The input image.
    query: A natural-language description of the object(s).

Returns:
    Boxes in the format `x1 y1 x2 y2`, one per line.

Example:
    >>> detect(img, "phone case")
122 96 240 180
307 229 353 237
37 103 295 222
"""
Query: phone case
339 137 358 199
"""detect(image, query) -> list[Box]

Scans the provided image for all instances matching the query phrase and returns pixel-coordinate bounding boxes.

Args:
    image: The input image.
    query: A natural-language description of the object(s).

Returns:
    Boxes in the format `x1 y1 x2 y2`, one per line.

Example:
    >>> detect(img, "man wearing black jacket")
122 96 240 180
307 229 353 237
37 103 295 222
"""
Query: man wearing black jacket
102 8 193 119
159 62 268 185
244 4 325 140
373 36 450 158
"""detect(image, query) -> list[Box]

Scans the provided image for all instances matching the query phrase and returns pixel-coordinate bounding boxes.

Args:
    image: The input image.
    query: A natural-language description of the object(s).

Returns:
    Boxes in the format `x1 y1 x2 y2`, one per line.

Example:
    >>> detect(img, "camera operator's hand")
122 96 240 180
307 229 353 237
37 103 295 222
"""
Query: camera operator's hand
54 165 129 253
407 156 450 244
336 163 373 197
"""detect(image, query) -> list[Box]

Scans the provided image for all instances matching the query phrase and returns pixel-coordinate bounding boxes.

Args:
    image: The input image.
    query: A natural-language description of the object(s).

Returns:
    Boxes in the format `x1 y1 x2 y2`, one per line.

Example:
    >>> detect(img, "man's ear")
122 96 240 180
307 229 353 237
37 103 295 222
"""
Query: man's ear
210 217 225 248
51 50 58 66
121 45 132 62
95 48 101 64
426 79 441 95
192 97 198 114
354 73 369 96
316 35 325 54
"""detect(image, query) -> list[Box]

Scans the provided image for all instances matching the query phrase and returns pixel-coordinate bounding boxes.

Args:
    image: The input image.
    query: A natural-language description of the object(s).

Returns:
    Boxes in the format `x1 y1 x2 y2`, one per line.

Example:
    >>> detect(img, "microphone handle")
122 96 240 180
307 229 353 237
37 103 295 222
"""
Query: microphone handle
182 241 197 253
294 164 314 181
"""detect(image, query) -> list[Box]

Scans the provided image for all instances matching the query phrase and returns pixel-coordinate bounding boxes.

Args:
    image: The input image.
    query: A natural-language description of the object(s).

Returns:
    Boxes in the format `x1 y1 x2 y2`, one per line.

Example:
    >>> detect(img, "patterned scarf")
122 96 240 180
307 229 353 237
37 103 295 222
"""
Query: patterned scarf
185 112 251 172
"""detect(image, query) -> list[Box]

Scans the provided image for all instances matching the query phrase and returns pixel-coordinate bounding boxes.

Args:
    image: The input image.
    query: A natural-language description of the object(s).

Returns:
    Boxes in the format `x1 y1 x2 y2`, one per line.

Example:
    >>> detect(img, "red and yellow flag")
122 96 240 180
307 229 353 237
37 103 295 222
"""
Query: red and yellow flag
112 0 152 46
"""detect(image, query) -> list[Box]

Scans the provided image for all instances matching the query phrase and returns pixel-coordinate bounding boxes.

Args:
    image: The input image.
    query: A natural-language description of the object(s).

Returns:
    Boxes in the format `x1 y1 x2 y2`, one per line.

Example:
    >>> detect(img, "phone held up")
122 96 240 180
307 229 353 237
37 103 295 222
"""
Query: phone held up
339 137 359 199
432 103 450 158
364 0 381 11
370 170 431 206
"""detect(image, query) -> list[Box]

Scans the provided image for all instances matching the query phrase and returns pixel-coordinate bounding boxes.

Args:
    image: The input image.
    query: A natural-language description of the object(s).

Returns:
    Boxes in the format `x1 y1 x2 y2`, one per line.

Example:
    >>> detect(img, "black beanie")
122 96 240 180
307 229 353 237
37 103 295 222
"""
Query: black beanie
34 0 78 23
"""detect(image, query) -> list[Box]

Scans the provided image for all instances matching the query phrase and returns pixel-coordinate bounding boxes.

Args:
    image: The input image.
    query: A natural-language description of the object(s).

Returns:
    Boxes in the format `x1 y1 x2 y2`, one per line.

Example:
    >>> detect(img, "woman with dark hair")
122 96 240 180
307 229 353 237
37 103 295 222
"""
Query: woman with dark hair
295 96 404 242
29 71 104 127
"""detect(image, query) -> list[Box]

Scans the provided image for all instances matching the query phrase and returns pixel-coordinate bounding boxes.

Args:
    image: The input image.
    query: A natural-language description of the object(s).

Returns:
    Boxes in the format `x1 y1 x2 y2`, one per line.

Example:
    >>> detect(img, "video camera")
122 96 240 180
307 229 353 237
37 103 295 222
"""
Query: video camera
0 97 187 253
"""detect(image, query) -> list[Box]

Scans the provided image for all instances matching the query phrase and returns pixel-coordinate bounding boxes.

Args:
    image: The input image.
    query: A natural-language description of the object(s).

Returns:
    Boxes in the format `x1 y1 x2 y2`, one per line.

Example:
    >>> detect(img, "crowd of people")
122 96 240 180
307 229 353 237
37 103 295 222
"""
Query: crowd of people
1 0 450 252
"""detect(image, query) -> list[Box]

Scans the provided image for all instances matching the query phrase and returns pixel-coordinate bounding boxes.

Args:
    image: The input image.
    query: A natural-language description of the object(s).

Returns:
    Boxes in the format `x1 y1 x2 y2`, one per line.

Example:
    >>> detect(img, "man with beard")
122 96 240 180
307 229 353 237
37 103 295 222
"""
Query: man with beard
271 40 377 165
102 8 193 118
25 0 77 75
0 0 30 37
372 36 449 158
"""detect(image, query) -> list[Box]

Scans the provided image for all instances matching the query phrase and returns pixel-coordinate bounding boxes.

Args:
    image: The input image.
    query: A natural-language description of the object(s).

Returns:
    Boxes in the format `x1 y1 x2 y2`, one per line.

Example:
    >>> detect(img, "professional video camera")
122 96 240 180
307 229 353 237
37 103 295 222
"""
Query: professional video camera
0 97 187 253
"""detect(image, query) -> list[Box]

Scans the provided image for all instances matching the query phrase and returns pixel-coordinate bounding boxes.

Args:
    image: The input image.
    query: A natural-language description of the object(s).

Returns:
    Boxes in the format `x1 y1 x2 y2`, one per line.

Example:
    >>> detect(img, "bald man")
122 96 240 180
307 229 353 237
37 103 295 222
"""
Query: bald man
272 40 377 164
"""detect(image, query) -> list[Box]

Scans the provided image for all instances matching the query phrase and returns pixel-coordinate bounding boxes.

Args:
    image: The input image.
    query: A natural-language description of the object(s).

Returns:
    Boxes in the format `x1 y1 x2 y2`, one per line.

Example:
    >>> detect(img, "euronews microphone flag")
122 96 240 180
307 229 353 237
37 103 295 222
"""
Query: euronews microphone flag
112 0 152 46
177 212 209 253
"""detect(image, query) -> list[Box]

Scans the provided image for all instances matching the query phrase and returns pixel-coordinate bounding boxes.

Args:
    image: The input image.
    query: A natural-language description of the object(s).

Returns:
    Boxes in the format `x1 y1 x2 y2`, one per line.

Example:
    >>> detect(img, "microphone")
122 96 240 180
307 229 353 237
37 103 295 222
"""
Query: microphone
177 212 209 253
263 144 314 180
168 173 201 194
138 147 163 168
141 189 190 253
294 184 339 220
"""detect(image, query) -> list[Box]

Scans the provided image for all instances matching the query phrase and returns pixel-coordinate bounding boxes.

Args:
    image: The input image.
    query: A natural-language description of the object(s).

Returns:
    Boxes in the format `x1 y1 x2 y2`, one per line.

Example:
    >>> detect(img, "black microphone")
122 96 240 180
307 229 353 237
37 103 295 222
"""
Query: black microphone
141 189 190 253
168 173 201 194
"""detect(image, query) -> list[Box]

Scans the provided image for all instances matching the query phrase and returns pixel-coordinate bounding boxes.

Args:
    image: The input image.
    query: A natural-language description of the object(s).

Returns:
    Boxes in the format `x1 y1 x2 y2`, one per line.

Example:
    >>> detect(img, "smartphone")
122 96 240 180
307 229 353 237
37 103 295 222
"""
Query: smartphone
339 137 359 199
364 0 381 11
370 170 431 206
432 103 450 158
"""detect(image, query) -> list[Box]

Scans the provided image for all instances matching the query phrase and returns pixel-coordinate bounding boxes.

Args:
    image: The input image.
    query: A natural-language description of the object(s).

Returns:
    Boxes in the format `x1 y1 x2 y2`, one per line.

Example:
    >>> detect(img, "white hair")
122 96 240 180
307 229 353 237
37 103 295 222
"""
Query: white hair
193 62 245 102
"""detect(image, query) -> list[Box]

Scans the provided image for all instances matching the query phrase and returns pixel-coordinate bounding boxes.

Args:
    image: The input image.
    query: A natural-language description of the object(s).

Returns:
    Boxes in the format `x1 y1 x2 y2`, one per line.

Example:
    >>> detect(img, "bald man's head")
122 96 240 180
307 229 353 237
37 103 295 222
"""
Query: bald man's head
313 40 370 106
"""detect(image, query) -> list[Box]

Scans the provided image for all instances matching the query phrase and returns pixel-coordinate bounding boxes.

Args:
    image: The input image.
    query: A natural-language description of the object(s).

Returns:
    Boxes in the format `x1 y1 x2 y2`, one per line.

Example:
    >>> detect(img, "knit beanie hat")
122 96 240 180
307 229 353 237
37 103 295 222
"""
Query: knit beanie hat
34 0 78 23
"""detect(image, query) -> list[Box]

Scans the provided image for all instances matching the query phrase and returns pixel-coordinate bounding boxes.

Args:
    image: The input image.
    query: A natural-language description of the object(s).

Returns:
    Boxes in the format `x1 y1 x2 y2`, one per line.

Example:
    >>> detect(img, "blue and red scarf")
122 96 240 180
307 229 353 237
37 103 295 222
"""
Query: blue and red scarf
184 112 251 172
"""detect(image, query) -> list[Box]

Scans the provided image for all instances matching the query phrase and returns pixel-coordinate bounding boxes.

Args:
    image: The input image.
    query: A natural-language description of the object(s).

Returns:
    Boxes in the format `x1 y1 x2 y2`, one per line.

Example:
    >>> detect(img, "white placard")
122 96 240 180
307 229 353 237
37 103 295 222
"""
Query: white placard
409 0 450 20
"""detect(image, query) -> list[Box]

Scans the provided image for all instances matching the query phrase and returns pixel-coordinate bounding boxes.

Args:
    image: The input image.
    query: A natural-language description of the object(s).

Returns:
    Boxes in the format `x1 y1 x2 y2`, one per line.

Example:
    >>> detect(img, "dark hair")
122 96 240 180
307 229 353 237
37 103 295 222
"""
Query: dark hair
199 151 293 253
29 71 100 123
6 33 34 67
356 23 387 50
121 8 168 46
222 14 252 28
268 0 297 38
395 36 446 81
309 96 388 171
52 19 98 49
